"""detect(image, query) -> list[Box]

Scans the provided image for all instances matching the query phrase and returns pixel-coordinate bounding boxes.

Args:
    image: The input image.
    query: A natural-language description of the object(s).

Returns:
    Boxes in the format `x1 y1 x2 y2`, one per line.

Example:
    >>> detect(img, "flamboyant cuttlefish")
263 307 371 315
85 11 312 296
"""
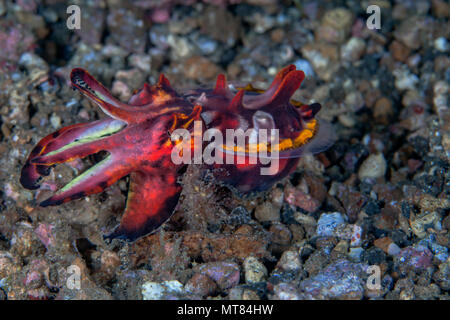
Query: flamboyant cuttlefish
20 65 334 241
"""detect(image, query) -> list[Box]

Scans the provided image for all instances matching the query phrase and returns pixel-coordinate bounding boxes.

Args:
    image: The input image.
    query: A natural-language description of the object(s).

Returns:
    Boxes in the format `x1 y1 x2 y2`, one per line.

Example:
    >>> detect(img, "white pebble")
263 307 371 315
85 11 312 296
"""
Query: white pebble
317 212 346 236
358 153 387 180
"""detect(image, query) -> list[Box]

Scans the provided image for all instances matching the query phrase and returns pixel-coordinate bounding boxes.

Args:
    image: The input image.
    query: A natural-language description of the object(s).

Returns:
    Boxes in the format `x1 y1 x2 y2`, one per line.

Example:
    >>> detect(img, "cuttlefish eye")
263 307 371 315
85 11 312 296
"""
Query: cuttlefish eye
247 111 277 147
252 111 275 130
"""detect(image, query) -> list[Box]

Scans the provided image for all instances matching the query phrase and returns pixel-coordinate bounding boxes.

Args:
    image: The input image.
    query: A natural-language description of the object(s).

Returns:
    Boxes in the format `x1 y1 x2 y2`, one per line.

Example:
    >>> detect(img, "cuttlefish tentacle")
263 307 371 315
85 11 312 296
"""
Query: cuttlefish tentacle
20 122 90 188
40 154 133 207
20 119 126 190
31 138 112 166
242 65 305 110
71 68 181 123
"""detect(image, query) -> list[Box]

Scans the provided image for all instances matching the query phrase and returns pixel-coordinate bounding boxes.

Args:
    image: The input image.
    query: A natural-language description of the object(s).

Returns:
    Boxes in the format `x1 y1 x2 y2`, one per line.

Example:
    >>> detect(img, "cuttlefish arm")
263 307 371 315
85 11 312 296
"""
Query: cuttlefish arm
20 119 127 190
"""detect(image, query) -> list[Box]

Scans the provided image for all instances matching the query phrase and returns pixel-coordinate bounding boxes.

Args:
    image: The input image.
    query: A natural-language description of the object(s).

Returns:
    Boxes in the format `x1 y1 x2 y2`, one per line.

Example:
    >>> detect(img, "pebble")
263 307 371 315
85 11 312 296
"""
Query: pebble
0 0 5 16
182 56 222 82
434 37 447 52
228 287 244 300
410 211 440 238
333 224 363 247
317 8 353 44
434 260 450 290
106 8 146 53
254 202 280 222
148 24 170 49
433 81 448 118
345 91 365 112
419 235 449 262
269 223 292 247
196 36 218 56
142 282 165 300
185 273 217 297
249 12 276 34
419 194 450 213
19 52 49 71
341 37 366 62
348 247 364 262
198 262 240 290
141 280 184 300
76 6 105 45
331 240 349 259
111 80 131 102
10 222 42 258
276 250 302 272
374 237 401 256
389 40 411 62
373 205 400 231
34 223 55 249
270 28 285 43
336 114 354 130
269 188 284 209
271 282 301 300
393 17 424 50
302 47 339 81
294 212 317 227
316 212 346 237
115 68 146 90
199 6 240 47
167 35 195 59
299 259 368 300
99 250 121 280
285 186 321 213
168 17 196 35
49 113 61 129
0 22 35 62
0 252 20 280
1 0 450 302
293 59 314 78
127 54 151 73
358 153 387 180
227 206 251 226
373 97 394 124
431 0 450 18
393 67 419 91
396 245 433 273
242 289 260 300
243 256 268 284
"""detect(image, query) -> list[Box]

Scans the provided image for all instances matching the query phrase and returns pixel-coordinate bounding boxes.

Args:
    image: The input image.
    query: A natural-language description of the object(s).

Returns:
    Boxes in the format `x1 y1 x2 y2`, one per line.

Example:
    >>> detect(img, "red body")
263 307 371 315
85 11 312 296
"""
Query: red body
20 65 334 241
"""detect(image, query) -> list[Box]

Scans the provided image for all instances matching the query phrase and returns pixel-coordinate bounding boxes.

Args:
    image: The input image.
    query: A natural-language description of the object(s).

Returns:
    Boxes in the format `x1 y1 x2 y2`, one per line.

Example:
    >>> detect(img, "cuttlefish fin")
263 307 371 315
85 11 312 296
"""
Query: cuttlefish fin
104 171 181 241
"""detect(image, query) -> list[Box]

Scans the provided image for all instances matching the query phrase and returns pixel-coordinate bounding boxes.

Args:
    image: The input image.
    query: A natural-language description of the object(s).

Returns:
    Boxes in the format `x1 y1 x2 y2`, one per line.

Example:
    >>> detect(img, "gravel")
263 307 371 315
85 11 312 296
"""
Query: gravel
0 0 448 300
